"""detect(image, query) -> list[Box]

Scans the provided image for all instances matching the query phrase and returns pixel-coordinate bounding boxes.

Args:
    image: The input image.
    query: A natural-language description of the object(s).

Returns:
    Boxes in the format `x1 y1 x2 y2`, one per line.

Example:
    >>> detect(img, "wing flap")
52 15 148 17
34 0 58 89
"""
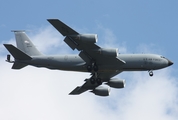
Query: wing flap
64 36 78 50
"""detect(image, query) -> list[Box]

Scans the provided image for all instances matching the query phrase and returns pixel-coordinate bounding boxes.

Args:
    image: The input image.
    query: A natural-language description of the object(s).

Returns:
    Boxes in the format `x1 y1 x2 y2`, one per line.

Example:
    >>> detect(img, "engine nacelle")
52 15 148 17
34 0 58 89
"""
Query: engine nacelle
90 85 110 96
95 48 118 57
70 34 98 44
106 78 125 88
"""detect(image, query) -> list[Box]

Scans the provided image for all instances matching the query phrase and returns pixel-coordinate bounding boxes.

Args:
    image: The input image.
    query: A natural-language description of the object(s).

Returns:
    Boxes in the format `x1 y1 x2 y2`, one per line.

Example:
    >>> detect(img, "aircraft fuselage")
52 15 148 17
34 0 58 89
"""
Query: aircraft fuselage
18 53 172 72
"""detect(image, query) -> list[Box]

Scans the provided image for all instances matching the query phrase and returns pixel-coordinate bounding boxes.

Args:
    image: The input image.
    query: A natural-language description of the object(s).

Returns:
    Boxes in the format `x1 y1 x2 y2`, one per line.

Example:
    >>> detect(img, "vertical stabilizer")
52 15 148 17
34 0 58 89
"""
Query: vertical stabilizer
12 31 43 56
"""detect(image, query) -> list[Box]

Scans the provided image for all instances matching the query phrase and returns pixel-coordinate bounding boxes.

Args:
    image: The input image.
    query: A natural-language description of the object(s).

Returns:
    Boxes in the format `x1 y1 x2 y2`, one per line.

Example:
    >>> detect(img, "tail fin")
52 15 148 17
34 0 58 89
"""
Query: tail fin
4 44 32 69
12 30 43 56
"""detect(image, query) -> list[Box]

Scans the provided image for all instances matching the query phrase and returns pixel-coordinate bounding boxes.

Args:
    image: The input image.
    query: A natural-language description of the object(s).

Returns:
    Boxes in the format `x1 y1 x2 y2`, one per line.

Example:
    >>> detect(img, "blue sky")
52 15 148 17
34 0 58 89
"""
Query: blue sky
0 0 178 120
1 0 177 60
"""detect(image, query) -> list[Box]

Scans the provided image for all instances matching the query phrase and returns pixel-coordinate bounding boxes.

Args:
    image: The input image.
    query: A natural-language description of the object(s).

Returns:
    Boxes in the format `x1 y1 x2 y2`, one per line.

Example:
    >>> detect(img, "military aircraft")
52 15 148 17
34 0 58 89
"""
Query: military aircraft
4 19 173 96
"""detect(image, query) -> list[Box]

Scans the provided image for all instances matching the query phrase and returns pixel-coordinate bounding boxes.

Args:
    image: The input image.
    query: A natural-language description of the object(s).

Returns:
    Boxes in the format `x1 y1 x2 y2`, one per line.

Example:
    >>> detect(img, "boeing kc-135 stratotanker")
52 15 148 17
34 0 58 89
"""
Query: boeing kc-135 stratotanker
4 19 173 96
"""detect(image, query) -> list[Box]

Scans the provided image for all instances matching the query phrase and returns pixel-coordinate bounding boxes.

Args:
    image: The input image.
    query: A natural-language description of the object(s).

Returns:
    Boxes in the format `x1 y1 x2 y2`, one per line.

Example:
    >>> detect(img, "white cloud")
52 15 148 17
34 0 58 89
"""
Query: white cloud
118 70 178 120
27 26 71 54
0 26 177 120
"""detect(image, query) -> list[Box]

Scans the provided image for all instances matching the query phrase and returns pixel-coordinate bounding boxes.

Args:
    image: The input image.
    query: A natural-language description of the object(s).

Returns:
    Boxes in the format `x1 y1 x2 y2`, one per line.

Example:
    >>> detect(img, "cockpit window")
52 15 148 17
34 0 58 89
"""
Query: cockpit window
160 56 165 58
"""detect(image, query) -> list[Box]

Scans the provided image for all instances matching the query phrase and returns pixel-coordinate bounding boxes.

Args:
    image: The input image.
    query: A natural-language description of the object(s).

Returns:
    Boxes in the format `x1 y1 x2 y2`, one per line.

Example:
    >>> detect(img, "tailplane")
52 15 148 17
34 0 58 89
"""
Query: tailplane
4 44 32 69
4 44 32 60
11 62 27 69
12 30 43 56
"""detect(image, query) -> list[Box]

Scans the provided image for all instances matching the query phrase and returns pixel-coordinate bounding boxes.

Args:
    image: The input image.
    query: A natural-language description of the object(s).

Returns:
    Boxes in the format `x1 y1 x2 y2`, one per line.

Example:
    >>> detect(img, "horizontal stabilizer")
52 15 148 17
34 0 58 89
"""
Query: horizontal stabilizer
47 19 79 36
12 62 27 69
4 44 32 60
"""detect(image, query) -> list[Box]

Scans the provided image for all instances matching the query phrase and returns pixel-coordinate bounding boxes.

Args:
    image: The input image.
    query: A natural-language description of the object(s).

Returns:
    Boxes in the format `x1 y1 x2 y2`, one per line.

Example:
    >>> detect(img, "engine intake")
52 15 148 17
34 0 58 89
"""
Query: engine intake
90 85 110 96
105 78 125 88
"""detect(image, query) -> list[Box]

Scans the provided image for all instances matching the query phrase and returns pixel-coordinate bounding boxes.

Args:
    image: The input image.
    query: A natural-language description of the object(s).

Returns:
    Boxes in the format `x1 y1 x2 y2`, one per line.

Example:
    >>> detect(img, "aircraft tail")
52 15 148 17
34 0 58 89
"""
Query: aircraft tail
13 31 43 56
4 44 32 69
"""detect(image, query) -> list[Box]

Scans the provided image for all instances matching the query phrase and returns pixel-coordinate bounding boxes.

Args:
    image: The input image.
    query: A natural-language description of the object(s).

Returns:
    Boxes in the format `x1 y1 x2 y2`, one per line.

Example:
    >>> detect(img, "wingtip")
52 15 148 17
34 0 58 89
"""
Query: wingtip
47 19 59 21
68 92 77 95
3 44 11 47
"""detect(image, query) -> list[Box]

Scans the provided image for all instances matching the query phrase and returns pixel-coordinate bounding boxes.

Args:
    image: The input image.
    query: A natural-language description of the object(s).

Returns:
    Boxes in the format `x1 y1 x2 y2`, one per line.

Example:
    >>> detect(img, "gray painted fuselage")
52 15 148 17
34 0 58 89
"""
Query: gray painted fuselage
19 53 170 72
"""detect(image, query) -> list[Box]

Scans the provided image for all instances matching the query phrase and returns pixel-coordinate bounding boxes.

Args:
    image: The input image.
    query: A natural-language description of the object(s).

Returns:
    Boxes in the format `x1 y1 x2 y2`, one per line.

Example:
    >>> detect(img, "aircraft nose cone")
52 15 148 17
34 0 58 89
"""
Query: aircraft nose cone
168 60 173 66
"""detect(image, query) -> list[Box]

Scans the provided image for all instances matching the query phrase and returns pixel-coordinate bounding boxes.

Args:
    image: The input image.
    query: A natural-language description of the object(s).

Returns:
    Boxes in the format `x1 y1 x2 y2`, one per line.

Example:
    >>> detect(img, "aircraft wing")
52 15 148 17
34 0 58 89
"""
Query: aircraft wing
47 19 125 66
47 19 79 36
69 70 122 95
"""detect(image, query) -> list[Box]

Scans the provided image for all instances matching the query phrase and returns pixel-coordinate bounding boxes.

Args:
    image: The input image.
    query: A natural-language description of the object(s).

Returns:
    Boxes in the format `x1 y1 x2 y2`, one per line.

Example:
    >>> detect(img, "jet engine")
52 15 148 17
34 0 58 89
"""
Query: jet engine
90 85 110 96
105 78 125 88
70 34 98 44
95 48 118 57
